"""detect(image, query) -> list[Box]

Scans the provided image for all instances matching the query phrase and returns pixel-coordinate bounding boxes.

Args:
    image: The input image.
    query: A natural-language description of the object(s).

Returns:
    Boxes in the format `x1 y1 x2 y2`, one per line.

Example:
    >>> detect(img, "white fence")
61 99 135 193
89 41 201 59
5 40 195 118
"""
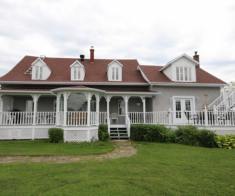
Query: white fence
0 112 34 126
129 111 235 127
0 110 235 127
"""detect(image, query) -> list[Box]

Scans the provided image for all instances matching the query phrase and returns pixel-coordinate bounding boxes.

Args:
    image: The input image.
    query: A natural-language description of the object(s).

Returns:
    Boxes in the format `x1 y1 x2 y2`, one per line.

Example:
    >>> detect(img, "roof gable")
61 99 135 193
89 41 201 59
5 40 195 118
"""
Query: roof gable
69 60 85 68
160 54 199 71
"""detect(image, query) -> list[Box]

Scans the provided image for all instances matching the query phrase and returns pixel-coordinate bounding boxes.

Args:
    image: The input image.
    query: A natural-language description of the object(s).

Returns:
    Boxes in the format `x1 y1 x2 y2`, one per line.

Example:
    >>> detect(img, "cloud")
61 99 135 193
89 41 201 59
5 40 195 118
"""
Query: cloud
0 0 234 82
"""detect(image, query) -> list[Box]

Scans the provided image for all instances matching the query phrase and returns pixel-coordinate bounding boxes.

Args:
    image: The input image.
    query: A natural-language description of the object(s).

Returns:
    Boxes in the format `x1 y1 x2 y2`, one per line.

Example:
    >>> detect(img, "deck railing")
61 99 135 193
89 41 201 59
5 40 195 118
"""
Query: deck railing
66 111 88 126
36 112 56 125
0 112 34 126
99 112 107 124
0 110 234 127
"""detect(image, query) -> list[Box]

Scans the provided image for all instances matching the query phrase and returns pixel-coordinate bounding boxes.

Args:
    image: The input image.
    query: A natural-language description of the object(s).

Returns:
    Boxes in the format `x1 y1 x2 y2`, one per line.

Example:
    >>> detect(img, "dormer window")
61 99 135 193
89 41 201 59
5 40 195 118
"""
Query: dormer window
176 66 192 82
70 60 85 81
160 54 197 82
31 57 51 80
107 60 123 81
111 67 120 80
35 66 43 80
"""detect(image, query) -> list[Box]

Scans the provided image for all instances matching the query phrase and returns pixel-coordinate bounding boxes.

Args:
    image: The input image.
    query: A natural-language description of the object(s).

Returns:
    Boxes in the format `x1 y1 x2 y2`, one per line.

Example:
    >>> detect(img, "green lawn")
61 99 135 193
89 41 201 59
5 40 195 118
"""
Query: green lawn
0 143 234 195
0 140 114 156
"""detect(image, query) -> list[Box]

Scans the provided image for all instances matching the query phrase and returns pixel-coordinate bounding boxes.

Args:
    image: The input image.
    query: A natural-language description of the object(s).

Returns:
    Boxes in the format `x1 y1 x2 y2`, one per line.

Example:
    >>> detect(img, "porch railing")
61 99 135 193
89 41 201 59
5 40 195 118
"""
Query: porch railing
0 110 235 127
36 112 56 125
99 112 107 124
0 112 34 126
66 111 88 126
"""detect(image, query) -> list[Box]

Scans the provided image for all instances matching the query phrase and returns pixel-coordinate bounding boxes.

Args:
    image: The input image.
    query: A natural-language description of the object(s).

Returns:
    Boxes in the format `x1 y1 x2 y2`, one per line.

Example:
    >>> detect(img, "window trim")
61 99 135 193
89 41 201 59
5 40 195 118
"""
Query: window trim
107 60 123 81
35 65 43 80
70 60 85 81
175 66 192 82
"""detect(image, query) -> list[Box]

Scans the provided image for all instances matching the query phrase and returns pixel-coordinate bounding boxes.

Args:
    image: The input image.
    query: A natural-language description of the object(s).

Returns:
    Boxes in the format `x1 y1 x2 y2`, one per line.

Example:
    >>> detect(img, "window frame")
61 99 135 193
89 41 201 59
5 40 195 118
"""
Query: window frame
176 66 192 82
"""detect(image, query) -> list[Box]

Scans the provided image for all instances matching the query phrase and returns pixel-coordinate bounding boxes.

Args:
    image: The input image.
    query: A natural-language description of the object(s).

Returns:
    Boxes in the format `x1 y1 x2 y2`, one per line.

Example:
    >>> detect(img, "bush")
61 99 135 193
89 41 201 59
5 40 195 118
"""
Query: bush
98 124 109 141
216 135 235 149
130 124 148 141
175 126 199 146
130 124 175 142
48 128 64 143
197 129 217 147
175 126 217 147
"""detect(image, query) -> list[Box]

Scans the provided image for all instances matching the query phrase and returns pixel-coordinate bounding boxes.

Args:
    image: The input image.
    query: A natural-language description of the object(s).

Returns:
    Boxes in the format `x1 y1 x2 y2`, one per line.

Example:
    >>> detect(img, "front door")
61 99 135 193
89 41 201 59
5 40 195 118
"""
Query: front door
173 97 194 124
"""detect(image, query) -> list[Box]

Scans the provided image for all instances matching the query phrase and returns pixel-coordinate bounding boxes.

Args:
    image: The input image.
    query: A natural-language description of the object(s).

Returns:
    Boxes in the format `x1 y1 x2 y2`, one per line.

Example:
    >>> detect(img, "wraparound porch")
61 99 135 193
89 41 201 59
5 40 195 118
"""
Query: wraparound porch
0 87 156 141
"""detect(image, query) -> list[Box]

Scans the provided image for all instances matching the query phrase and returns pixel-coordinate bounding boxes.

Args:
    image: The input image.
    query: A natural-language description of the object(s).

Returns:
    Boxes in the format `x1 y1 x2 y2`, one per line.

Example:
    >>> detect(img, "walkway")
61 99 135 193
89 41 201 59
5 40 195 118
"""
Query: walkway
0 141 136 164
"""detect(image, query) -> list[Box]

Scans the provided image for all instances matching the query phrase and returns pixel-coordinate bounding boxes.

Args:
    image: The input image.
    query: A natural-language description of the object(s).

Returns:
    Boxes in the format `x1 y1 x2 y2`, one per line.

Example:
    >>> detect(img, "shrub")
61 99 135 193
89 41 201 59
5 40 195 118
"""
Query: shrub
130 124 148 141
175 126 199 146
130 124 175 142
216 135 235 149
48 128 64 143
175 126 217 148
197 129 217 147
98 124 109 141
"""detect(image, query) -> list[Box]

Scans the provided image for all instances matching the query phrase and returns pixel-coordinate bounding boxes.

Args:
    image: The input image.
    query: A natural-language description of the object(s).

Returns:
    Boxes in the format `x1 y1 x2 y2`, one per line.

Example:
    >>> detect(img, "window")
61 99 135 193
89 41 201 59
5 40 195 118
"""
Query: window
176 66 192 82
107 60 123 81
111 67 120 80
71 64 85 81
35 66 43 80
73 67 82 80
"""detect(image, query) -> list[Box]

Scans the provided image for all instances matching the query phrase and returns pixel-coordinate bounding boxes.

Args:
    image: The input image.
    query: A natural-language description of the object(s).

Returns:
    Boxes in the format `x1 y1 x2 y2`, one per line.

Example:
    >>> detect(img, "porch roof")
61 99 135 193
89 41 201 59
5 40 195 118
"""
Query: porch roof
0 89 53 95
51 86 106 93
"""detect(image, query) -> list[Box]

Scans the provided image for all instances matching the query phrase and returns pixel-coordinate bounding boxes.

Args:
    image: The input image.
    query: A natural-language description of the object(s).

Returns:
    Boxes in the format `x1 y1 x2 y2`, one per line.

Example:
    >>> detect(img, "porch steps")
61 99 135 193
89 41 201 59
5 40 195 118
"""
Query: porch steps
110 127 129 140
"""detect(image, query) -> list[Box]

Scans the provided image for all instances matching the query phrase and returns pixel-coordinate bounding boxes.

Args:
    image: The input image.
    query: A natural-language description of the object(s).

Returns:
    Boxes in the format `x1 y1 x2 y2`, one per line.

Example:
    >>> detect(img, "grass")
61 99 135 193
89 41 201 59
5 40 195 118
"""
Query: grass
0 142 234 195
0 140 114 156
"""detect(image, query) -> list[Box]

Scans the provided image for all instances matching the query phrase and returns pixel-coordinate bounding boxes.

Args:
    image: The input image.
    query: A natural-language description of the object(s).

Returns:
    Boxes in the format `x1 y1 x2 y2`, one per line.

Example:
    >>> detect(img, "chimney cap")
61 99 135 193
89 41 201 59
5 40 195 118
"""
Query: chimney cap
80 54 85 61
194 51 198 55
90 46 94 49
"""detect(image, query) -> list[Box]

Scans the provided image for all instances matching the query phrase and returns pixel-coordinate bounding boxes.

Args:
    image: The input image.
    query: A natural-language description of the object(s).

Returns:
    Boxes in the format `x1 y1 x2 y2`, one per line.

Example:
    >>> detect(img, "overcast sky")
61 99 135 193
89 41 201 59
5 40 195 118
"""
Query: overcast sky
0 0 234 82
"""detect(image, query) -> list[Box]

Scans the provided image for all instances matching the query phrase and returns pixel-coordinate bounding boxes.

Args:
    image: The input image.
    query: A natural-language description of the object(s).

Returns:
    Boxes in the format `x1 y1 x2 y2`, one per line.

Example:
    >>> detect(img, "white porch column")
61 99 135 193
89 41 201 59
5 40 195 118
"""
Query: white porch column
63 92 69 126
87 93 91 126
95 94 100 125
106 96 110 123
32 94 40 140
0 95 3 112
124 96 129 123
0 95 3 125
141 97 146 123
56 93 61 126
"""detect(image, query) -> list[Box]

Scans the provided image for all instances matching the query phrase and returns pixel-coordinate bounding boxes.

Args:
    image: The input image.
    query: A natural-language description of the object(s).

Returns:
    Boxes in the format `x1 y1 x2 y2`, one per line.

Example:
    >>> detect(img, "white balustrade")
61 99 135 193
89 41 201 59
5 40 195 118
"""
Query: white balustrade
0 110 234 127
36 112 56 125
99 112 107 124
90 112 97 125
0 112 34 126
66 111 88 126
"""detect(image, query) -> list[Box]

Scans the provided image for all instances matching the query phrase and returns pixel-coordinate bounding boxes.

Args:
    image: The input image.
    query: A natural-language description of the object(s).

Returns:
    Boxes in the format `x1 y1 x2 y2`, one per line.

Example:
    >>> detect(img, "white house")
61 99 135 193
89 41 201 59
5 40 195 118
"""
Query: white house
0 47 233 142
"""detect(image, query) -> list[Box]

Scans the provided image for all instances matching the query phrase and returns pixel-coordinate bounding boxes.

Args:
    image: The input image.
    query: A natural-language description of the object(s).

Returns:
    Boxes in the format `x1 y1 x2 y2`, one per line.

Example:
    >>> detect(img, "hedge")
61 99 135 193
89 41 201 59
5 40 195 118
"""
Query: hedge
130 124 219 148
175 126 217 147
130 124 175 143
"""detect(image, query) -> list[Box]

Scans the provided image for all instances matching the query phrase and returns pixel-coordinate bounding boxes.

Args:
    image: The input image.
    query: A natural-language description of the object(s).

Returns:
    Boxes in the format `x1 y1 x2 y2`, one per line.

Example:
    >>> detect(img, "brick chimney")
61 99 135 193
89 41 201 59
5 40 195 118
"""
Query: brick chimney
193 51 200 67
90 46 94 63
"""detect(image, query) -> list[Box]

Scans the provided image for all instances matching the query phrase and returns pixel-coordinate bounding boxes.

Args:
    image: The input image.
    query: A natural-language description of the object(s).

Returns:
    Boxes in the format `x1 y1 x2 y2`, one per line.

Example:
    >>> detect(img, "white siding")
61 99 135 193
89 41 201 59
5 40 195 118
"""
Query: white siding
163 57 196 82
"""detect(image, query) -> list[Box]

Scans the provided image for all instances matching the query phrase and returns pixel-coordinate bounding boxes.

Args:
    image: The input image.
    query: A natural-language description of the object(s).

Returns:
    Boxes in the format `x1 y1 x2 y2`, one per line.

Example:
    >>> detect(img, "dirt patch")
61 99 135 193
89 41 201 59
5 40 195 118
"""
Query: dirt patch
0 141 136 164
